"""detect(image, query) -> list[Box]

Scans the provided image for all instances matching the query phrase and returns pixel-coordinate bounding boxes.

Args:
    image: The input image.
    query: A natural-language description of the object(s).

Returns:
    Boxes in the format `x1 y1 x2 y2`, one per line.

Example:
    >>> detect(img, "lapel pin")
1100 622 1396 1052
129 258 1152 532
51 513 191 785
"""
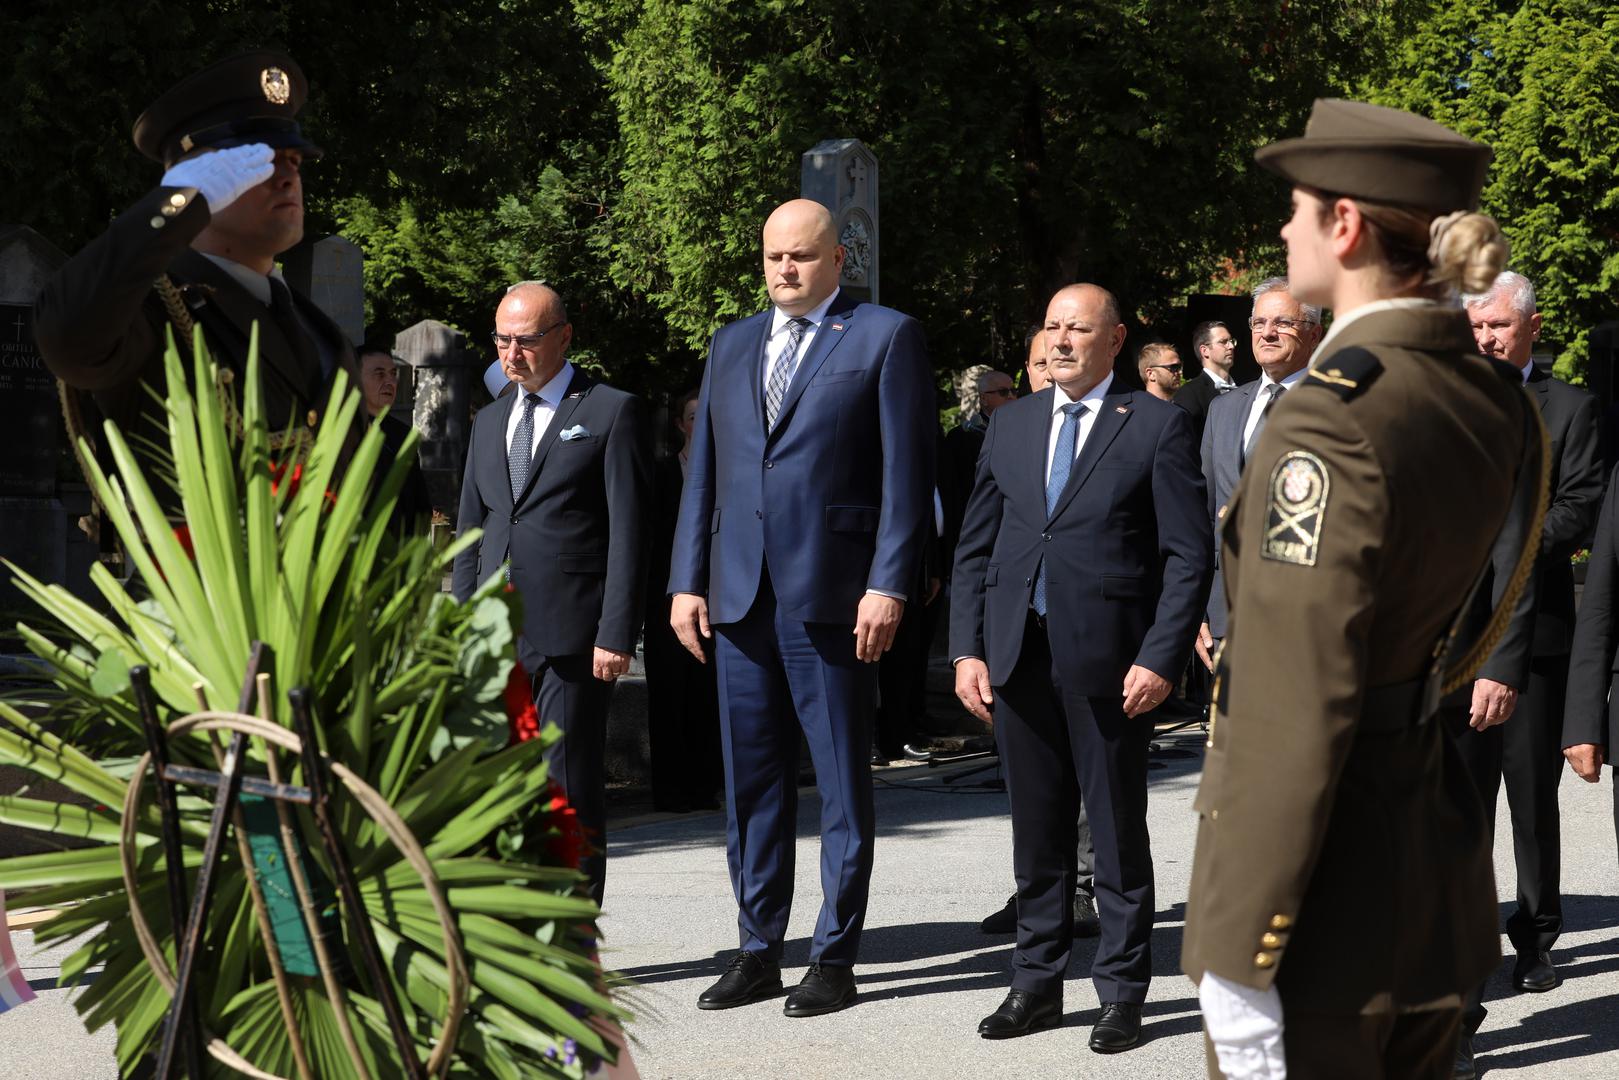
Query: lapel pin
1115 405 1130 414
830 323 845 331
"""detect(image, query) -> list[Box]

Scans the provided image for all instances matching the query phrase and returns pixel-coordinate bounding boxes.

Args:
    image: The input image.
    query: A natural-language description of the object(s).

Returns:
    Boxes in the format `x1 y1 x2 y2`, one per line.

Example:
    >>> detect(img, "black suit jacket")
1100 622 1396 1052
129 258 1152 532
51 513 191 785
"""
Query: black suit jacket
452 368 651 662
1173 370 1227 436
1523 366 1603 656
950 386 1212 693
1564 462 1619 757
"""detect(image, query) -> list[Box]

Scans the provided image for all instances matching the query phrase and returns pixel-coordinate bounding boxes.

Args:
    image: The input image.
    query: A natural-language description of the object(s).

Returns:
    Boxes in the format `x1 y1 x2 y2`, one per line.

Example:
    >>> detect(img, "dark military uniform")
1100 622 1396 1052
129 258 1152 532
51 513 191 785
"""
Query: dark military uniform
34 51 347 450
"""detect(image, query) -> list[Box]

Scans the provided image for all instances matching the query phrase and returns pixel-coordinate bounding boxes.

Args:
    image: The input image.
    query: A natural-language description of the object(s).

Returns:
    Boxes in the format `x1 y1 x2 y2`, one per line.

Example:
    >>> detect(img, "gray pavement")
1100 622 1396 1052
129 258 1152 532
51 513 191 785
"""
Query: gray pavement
4 730 1618 1077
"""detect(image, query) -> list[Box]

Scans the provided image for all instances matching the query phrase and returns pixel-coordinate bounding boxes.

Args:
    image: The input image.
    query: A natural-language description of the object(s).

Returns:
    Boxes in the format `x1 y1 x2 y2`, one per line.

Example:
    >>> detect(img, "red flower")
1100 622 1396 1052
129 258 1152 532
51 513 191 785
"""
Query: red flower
504 660 541 745
172 525 195 560
269 461 303 499
543 783 585 870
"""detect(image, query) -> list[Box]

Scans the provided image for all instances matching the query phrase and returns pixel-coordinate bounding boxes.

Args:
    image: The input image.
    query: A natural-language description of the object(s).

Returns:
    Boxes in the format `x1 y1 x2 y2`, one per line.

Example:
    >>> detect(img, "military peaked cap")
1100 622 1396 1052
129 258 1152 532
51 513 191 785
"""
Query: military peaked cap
1255 99 1491 211
133 50 324 166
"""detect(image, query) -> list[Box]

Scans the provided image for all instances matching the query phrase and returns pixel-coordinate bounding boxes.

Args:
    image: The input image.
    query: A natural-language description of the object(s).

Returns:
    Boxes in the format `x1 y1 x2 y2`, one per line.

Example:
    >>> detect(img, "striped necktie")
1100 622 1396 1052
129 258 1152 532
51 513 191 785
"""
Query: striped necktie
765 317 810 429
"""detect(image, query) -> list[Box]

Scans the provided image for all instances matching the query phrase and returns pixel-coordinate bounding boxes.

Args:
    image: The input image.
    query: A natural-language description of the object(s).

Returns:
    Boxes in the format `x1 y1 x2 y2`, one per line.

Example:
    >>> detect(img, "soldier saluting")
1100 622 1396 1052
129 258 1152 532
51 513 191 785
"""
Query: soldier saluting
1182 100 1547 1078
36 50 350 449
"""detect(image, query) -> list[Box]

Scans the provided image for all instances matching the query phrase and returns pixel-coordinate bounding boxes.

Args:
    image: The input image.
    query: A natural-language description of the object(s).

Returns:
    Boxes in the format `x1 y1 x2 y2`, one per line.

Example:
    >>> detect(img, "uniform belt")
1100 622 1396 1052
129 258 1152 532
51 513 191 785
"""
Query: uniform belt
1358 672 1442 735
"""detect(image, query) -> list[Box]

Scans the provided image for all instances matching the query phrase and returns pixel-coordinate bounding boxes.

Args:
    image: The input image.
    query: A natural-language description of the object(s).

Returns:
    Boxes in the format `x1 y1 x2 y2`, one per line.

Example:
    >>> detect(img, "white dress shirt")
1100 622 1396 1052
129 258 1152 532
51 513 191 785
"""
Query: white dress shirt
762 291 839 392
1045 373 1115 485
1240 366 1309 451
505 360 575 462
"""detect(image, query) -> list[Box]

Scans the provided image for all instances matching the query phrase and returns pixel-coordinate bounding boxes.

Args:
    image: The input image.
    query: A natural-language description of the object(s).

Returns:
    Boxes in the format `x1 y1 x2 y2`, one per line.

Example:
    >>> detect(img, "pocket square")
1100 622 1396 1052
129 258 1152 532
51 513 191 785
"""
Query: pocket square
559 425 591 441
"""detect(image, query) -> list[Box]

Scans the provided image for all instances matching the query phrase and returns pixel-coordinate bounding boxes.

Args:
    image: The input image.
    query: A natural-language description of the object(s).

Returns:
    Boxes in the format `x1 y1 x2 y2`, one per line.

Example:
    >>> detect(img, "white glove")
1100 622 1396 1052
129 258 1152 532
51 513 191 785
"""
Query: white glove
160 144 276 214
1199 972 1288 1079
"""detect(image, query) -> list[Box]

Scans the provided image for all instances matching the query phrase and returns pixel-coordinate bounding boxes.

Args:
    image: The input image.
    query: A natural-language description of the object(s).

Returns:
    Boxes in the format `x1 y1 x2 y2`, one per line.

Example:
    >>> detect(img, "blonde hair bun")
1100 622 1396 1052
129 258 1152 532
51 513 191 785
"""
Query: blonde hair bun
1429 211 1510 295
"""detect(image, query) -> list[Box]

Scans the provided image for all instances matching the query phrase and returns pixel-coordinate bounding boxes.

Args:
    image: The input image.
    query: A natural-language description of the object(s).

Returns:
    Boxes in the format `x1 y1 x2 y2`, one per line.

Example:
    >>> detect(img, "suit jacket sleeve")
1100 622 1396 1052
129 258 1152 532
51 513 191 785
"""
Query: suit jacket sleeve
1543 388 1603 557
1135 405 1213 679
948 414 1004 663
1564 465 1619 753
1190 397 1386 991
596 394 653 653
451 408 488 602
866 316 935 597
667 338 718 596
34 186 211 391
1474 500 1541 690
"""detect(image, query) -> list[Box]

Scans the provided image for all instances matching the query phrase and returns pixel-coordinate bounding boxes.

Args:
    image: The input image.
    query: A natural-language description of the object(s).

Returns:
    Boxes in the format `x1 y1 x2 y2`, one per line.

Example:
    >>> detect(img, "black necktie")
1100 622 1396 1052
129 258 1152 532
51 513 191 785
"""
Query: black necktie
509 393 541 501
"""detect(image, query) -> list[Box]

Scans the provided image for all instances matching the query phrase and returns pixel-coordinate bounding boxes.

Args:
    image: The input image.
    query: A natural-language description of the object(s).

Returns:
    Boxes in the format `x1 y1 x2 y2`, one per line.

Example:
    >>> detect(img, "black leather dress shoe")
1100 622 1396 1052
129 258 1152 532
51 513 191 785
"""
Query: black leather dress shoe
1072 892 1101 938
1453 1033 1477 1080
978 989 1062 1039
870 748 889 767
697 952 782 1010
1512 949 1558 992
981 894 1018 934
902 742 935 761
1088 1001 1142 1053
783 962 857 1017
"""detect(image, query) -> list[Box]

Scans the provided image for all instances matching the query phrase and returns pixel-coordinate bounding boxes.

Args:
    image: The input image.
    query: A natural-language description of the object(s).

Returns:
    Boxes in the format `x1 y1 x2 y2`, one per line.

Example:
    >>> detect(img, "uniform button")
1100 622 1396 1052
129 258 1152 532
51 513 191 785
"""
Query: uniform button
1270 914 1292 931
1254 952 1274 969
169 192 187 207
149 216 166 229
161 204 178 217
1261 932 1281 949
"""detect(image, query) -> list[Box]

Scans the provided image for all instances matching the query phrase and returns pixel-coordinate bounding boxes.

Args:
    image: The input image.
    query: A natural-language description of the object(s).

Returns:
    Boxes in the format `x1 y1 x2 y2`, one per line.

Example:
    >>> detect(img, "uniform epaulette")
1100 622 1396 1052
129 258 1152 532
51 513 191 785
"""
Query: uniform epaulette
1481 355 1524 387
1304 347 1382 401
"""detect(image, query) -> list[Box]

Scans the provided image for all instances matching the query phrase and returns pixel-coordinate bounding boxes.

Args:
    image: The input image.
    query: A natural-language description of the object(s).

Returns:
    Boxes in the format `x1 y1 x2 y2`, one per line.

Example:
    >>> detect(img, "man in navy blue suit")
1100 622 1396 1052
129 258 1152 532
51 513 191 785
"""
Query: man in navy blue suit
669 199 934 1018
951 283 1210 1053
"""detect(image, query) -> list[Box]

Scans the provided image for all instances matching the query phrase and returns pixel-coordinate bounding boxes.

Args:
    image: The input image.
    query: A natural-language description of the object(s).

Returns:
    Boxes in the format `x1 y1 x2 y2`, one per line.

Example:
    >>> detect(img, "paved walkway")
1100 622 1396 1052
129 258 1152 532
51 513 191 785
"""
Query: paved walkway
5 730 1619 1078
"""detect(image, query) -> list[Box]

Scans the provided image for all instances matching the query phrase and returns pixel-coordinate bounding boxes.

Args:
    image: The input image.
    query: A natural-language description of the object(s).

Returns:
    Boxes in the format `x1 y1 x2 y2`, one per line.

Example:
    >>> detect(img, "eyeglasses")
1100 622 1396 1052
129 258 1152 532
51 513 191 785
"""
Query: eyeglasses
492 322 567 351
1148 363 1183 374
1248 317 1308 334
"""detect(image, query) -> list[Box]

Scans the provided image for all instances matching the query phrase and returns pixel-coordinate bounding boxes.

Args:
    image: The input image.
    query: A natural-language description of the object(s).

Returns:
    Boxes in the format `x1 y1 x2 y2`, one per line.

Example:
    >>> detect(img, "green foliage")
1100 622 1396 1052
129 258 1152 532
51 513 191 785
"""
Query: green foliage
1365 0 1619 379
0 331 621 1077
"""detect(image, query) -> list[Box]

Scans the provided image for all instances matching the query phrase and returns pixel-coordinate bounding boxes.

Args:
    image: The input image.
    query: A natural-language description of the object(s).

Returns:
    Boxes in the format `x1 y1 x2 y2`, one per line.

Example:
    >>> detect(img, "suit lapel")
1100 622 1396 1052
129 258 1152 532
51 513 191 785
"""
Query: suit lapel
514 368 592 508
1020 388 1056 510
1528 367 1550 413
748 314 771 434
1047 392 1133 524
1231 382 1260 470
767 291 857 441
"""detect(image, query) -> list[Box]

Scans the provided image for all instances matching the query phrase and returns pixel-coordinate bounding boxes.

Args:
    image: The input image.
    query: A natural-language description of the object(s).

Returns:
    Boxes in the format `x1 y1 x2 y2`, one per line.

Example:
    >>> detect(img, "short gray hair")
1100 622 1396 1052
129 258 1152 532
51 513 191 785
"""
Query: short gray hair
1251 277 1322 326
1463 271 1536 317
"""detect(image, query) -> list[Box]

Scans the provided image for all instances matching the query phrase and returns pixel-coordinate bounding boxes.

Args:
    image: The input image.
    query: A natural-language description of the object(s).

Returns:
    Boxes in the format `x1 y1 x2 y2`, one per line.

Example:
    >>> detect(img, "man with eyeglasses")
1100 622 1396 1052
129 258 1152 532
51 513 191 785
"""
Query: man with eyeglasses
1193 278 1323 675
1173 321 1240 437
451 280 651 905
1138 342 1184 402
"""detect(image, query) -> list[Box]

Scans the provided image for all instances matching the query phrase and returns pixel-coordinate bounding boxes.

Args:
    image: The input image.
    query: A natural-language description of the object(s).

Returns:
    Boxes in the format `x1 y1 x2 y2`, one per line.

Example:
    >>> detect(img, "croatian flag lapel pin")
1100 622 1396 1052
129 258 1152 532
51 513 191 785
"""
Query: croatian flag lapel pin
830 322 845 331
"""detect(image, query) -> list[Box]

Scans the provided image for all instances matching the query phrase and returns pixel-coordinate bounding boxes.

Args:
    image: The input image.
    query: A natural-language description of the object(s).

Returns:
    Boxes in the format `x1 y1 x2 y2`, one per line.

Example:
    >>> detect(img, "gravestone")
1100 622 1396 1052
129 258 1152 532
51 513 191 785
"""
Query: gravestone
0 226 95 627
801 139 879 305
281 235 366 346
395 320 475 515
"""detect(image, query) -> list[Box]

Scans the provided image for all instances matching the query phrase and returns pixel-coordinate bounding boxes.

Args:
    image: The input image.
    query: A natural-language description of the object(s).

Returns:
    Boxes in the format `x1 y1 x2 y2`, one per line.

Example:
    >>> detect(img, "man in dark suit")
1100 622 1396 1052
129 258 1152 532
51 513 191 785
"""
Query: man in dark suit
669 199 933 1018
1445 271 1602 1060
452 282 651 904
1193 280 1322 673
36 51 350 454
1171 320 1239 438
951 283 1211 1052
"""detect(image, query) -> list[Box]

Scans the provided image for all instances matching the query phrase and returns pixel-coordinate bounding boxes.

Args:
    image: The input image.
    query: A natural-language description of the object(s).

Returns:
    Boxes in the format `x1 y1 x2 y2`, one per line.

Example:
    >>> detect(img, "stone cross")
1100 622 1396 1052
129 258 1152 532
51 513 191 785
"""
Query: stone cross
801 139 879 305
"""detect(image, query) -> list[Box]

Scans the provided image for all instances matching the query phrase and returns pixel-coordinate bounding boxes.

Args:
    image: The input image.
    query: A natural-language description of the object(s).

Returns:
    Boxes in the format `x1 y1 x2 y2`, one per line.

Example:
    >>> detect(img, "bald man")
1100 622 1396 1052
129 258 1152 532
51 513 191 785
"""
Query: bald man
452 282 651 905
951 284 1209 1052
670 199 934 1017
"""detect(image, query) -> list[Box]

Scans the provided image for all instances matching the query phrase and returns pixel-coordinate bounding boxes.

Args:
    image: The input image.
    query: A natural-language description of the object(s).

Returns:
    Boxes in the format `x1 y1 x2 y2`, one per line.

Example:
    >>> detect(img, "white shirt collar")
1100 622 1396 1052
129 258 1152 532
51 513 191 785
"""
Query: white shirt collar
1051 371 1114 415
1258 365 1311 392
771 291 839 336
199 252 287 308
1205 368 1238 391
1313 297 1443 362
1519 358 1534 384
514 360 575 410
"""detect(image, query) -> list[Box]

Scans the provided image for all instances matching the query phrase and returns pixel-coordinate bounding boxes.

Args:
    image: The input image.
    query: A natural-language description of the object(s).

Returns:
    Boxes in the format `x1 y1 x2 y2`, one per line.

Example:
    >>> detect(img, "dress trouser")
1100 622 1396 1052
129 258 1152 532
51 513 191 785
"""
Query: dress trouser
995 613 1154 1002
530 653 614 906
1442 655 1568 1031
713 568 877 966
643 605 723 808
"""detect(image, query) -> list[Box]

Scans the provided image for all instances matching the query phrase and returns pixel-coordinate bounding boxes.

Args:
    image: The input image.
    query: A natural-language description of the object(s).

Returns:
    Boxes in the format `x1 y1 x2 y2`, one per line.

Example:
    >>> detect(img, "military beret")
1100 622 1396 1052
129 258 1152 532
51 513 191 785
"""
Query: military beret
133 50 324 166
1255 99 1491 212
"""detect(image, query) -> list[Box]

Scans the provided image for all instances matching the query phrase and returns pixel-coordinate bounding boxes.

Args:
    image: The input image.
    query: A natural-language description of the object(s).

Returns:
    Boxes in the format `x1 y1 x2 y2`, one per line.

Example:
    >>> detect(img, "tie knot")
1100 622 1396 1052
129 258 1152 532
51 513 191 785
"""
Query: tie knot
1265 383 1285 399
523 392 541 411
1061 402 1087 418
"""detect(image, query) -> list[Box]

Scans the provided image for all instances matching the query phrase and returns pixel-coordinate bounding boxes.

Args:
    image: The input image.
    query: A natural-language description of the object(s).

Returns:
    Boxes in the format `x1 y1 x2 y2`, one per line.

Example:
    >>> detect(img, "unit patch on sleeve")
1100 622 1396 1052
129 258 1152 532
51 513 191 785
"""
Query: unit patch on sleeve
1262 451 1330 566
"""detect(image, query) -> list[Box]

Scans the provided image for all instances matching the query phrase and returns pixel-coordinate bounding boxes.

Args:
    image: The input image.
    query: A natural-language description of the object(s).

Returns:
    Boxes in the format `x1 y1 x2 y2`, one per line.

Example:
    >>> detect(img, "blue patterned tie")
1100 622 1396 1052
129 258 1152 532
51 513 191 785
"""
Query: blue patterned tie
1033 402 1087 616
508 392 541 502
765 317 810 429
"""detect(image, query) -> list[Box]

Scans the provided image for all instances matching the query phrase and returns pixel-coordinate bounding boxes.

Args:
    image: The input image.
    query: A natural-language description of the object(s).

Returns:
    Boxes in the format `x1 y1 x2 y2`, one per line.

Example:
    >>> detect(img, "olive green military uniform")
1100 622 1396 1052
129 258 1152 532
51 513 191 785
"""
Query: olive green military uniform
1182 304 1542 1075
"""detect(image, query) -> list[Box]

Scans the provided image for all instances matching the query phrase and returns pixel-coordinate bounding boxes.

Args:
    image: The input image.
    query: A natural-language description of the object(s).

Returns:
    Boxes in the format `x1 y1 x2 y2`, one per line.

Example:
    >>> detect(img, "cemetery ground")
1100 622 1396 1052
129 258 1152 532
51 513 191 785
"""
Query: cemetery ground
6 710 1619 1078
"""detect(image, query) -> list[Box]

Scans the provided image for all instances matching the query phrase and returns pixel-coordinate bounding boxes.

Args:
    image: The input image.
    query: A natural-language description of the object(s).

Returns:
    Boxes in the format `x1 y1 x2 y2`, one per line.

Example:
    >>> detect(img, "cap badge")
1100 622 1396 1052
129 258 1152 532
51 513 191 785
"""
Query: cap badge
260 67 291 105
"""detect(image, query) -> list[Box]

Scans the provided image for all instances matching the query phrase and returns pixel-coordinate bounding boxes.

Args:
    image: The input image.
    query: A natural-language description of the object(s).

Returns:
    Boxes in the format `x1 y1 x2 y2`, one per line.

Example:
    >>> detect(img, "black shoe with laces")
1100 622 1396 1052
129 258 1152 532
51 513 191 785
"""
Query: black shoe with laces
783 962 857 1017
696 951 782 1010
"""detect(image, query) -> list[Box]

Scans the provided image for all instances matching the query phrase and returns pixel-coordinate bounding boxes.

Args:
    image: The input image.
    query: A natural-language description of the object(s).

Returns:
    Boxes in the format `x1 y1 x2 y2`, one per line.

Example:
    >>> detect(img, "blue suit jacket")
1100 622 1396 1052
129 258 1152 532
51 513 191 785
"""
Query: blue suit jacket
1199 379 1261 638
668 290 934 625
949 386 1212 694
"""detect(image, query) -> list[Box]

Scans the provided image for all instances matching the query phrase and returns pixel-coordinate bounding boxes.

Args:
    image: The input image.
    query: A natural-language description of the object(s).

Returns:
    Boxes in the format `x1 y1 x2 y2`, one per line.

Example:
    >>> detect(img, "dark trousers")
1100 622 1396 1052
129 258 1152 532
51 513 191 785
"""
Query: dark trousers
643 611 722 810
875 591 940 756
531 652 614 906
713 572 878 966
996 615 1154 1002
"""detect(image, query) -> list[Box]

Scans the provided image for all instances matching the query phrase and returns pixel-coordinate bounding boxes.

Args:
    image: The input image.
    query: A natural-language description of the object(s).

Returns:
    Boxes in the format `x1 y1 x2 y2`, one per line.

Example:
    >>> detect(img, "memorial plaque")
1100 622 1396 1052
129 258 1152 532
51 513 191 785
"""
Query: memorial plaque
0 305 58 495
281 235 366 346
801 139 879 305
396 320 475 514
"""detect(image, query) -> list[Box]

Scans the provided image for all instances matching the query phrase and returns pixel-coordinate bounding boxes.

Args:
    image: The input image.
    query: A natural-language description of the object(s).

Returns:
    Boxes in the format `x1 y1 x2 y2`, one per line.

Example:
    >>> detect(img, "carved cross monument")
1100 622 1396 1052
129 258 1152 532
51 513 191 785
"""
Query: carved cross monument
801 139 879 305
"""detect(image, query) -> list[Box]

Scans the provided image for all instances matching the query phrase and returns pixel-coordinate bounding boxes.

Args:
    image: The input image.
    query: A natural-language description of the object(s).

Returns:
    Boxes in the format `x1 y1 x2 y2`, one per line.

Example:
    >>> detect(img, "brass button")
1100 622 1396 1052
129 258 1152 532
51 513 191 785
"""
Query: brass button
161 204 178 217
1209 809 1219 820
1270 914 1292 931
169 192 187 207
149 215 166 229
1261 932 1281 949
1254 952 1274 969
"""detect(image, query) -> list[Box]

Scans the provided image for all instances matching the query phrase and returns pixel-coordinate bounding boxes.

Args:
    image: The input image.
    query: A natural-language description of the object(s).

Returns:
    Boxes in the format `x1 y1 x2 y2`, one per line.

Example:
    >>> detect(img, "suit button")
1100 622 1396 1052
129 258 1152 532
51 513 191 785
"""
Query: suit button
765 460 774 469
755 510 762 518
1042 533 1051 542
509 515 518 524
1024 578 1032 586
